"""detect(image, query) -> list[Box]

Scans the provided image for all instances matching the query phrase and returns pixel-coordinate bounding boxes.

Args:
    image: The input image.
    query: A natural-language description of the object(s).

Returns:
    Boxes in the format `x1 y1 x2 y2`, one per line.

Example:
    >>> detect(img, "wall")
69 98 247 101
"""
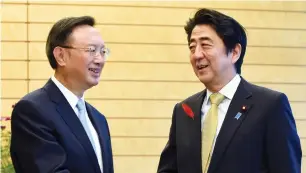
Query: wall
1 1 306 172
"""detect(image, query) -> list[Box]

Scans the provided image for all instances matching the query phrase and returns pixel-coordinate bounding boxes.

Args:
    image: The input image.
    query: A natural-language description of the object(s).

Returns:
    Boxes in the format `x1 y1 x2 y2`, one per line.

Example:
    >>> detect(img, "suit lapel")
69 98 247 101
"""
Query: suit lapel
44 79 101 173
209 78 253 173
181 90 206 171
86 104 109 173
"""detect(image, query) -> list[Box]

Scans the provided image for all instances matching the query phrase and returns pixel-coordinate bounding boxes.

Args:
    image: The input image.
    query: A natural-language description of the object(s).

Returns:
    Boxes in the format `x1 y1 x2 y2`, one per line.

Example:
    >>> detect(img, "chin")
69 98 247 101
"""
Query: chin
87 78 100 87
198 74 213 85
91 80 100 86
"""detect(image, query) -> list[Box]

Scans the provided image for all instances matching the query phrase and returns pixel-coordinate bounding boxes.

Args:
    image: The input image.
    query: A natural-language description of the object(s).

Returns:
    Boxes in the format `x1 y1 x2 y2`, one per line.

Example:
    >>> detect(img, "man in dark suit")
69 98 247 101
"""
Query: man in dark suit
157 8 302 173
10 16 113 173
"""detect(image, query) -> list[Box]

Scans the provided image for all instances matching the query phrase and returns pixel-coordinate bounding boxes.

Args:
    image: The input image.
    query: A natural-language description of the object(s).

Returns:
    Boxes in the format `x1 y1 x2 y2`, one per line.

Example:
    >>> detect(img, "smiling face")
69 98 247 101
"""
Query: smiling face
189 24 240 91
67 25 105 88
54 24 106 92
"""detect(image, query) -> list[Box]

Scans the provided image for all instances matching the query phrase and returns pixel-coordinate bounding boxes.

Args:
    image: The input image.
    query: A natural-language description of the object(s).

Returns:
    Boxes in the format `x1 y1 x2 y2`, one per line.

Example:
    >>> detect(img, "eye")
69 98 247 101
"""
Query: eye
100 48 106 54
86 47 96 53
201 42 212 48
189 45 196 53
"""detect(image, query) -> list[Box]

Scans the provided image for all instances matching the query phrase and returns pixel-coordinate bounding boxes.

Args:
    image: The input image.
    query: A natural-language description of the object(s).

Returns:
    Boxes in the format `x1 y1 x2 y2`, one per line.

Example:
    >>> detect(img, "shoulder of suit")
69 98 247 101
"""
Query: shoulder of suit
12 87 47 112
244 81 287 101
178 90 205 105
19 87 47 103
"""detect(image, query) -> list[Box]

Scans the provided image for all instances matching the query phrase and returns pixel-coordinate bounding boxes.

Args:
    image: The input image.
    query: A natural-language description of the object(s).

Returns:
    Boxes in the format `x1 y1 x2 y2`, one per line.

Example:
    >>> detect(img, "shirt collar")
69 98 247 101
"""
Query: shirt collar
51 75 84 109
204 74 241 105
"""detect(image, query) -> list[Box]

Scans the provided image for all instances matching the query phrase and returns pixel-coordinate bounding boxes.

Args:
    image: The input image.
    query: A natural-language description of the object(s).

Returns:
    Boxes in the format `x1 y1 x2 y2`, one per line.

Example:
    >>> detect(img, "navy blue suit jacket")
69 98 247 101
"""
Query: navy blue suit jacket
157 78 302 173
10 79 114 173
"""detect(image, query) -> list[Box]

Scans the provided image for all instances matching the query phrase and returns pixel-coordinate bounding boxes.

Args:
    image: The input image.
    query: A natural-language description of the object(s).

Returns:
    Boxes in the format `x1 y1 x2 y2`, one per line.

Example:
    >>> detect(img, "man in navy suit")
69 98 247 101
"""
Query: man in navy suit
10 16 113 173
157 8 302 173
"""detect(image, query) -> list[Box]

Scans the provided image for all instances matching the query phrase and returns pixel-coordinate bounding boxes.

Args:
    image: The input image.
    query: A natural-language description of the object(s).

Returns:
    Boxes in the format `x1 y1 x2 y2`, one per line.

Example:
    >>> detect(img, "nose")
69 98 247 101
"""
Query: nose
94 53 105 64
193 45 204 60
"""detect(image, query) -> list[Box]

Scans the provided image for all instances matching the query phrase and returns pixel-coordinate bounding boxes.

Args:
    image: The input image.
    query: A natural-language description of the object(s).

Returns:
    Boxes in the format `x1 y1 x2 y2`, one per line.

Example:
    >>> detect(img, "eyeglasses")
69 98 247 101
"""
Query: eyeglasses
60 45 110 58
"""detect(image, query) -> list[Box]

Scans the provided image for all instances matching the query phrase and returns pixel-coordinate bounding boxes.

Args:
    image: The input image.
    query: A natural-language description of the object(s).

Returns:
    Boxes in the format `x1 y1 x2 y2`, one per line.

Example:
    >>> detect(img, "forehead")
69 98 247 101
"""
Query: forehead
190 24 219 43
69 25 104 45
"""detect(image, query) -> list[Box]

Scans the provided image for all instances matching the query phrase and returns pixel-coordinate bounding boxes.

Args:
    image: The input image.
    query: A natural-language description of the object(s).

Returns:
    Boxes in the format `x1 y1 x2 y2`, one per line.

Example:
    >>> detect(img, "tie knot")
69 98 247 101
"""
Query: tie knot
76 99 85 112
209 93 224 106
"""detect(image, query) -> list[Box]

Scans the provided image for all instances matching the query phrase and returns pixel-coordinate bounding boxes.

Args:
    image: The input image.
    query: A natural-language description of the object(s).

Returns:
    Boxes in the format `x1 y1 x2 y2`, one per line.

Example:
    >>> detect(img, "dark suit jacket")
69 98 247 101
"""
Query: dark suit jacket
157 78 302 173
10 79 114 173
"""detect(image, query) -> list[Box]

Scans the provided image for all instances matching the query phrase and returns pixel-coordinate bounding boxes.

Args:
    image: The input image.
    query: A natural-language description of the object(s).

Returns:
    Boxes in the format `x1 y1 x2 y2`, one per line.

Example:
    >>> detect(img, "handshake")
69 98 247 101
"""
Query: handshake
8 7 302 173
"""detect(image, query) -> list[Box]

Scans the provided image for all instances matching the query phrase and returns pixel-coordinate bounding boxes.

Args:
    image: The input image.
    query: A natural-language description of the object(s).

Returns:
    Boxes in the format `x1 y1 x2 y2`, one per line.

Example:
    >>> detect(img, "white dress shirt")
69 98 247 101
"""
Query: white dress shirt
201 74 241 153
51 76 103 172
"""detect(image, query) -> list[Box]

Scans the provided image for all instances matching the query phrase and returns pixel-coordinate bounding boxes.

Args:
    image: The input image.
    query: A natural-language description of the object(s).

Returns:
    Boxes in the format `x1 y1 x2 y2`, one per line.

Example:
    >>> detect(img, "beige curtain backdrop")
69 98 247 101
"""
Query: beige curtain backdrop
1 1 306 172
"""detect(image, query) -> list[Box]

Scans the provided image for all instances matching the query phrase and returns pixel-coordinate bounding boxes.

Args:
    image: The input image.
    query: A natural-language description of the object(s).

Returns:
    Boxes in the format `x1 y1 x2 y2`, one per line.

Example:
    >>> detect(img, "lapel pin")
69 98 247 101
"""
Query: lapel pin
182 103 194 120
241 105 247 112
234 112 242 120
234 105 248 120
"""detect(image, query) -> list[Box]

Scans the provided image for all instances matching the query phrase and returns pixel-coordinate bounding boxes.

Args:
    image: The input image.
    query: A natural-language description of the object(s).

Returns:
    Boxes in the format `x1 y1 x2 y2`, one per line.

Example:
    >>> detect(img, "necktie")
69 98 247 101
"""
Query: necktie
202 93 225 173
76 99 96 153
76 100 103 172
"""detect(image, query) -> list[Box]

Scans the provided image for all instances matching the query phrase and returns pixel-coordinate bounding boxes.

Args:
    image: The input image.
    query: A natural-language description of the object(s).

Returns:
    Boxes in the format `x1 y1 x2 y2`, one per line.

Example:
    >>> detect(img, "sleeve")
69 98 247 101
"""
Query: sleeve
265 93 302 173
157 104 178 173
102 114 114 173
10 99 70 173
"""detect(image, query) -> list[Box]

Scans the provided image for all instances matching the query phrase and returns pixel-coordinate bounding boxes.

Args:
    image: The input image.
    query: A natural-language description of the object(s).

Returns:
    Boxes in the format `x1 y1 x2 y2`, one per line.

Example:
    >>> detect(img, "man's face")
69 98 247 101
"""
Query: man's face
189 24 238 88
64 25 105 90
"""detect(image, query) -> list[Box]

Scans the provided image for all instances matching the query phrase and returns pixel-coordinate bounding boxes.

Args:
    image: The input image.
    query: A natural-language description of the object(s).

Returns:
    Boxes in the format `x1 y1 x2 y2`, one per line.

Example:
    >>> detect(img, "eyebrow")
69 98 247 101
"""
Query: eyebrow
87 44 105 48
189 36 213 44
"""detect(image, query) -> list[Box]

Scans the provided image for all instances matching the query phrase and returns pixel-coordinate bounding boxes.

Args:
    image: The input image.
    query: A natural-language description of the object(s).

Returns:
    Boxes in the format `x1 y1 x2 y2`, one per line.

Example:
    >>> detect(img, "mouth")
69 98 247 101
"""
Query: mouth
196 64 209 70
88 68 101 75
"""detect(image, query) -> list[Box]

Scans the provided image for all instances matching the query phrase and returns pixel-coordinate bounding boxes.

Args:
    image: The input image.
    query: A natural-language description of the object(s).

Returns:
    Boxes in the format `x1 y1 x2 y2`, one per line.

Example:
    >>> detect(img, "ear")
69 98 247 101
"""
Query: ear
53 46 67 67
231 43 242 64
